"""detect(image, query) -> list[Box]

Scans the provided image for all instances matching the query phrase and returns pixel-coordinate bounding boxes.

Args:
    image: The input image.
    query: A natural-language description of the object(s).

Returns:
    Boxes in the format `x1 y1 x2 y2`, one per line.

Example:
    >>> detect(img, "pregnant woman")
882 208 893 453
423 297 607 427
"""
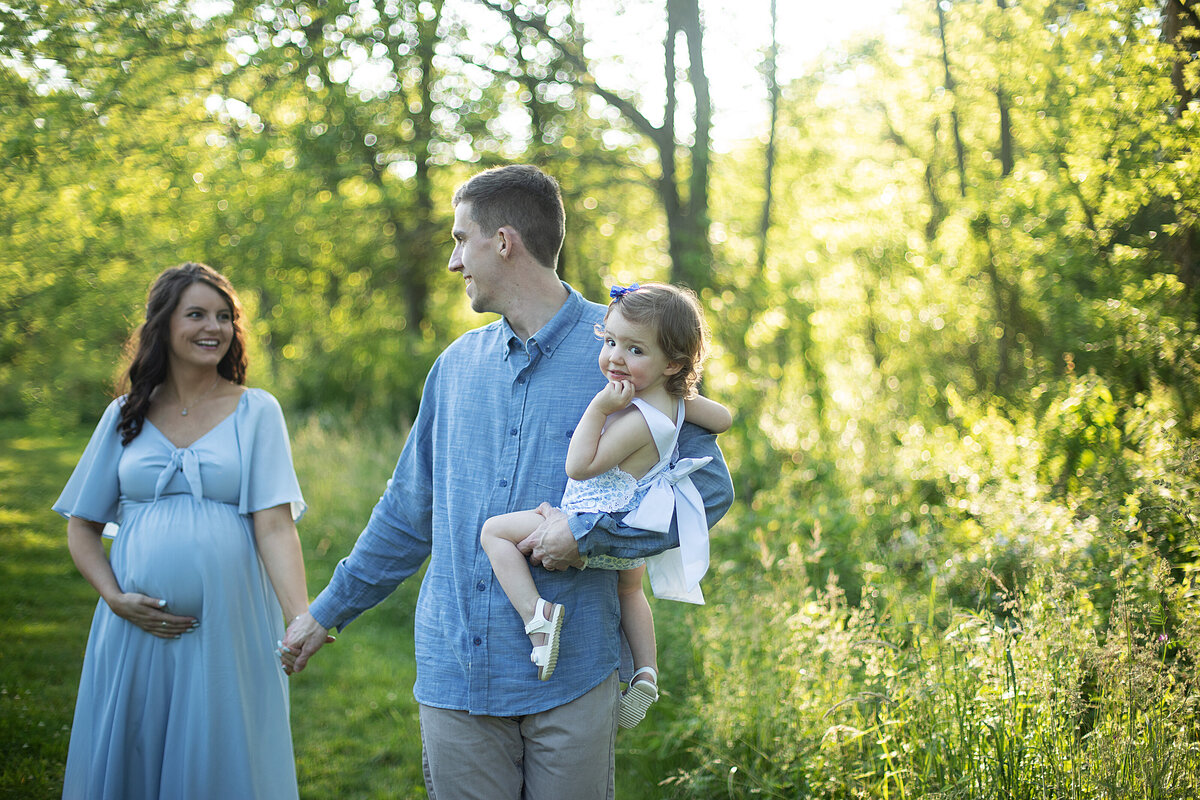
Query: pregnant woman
53 262 311 800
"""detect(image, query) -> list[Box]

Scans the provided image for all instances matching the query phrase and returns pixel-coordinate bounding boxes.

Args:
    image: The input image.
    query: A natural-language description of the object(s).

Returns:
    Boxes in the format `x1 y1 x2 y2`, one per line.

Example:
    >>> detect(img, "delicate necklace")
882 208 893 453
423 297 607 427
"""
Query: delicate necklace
179 376 222 416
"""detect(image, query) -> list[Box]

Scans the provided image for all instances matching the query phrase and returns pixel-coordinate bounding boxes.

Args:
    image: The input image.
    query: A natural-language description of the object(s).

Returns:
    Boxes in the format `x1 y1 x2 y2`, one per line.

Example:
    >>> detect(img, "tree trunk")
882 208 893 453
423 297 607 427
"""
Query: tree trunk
675 0 713 291
996 86 1013 177
660 0 685 285
995 0 1014 177
936 0 967 197
1164 0 1199 114
404 0 443 332
757 0 780 272
978 216 1011 392
1163 0 1199 297
473 0 713 292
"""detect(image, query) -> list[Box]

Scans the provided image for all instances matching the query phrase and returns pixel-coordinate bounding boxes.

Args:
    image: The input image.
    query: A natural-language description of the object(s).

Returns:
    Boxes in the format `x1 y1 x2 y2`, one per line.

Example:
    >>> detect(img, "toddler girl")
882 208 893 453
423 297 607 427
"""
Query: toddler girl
480 282 731 728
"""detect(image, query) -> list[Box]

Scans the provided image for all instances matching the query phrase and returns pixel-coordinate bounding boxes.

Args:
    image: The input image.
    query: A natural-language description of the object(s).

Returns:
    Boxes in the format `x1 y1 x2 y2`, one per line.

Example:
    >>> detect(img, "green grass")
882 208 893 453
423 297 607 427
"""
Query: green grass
0 420 96 799
286 417 427 798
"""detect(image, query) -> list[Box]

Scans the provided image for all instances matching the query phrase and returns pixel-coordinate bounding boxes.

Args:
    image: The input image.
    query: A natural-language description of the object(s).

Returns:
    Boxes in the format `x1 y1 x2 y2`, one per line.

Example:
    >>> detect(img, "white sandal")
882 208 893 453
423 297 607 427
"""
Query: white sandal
618 666 659 729
525 598 565 681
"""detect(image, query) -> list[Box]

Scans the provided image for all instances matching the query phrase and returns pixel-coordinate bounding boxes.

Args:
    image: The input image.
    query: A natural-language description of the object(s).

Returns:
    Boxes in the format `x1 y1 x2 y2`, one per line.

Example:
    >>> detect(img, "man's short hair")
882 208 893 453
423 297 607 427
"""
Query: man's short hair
453 165 566 271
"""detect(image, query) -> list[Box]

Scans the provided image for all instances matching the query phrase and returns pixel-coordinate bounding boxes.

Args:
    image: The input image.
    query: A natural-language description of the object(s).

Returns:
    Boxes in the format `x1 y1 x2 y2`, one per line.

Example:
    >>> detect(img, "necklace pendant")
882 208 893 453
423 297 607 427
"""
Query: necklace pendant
181 408 188 416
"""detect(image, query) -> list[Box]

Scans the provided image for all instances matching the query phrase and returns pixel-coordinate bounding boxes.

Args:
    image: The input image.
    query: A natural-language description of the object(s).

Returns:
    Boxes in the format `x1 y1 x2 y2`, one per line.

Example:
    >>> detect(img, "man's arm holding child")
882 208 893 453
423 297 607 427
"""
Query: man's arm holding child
524 422 733 568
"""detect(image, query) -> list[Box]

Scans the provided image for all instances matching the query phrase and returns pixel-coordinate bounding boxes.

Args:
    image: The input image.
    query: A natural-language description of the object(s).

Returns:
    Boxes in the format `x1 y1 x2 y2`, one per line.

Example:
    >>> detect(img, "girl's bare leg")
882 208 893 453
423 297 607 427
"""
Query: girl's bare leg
616 566 659 726
616 566 657 681
481 510 558 644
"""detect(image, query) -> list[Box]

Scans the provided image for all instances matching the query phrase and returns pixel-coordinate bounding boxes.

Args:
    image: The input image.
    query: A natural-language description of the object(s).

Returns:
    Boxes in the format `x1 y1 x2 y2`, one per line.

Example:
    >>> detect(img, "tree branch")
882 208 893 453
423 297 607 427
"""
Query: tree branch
470 0 666 146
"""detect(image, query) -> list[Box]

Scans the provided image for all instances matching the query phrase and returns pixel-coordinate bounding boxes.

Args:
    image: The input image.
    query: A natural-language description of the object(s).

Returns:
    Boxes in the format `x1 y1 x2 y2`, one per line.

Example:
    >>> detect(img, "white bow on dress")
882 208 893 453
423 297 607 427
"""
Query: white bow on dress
624 454 712 604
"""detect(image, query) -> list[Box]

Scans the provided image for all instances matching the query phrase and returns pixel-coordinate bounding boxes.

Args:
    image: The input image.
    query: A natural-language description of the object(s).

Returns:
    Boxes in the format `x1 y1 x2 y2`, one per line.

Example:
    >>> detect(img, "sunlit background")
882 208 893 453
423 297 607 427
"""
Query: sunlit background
3 0 1199 797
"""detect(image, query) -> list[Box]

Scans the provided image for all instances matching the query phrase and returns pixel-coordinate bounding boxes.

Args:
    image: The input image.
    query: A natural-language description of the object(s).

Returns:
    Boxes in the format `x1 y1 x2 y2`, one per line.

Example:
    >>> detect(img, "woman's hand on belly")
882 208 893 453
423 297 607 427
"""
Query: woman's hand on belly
106 592 198 639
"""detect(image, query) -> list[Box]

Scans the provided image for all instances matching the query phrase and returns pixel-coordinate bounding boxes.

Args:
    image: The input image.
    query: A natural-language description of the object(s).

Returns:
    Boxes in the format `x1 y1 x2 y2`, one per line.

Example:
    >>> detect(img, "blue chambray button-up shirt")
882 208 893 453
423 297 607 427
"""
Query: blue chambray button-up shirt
308 284 733 716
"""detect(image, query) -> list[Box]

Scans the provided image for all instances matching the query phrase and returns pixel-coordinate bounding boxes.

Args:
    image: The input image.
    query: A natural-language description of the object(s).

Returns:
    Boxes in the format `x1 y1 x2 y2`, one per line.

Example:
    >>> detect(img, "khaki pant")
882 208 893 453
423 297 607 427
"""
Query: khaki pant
419 672 619 800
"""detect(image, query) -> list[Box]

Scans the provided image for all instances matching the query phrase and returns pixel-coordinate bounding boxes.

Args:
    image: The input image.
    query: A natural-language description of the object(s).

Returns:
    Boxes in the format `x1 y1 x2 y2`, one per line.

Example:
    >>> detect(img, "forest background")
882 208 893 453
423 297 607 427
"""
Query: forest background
3 0 1200 797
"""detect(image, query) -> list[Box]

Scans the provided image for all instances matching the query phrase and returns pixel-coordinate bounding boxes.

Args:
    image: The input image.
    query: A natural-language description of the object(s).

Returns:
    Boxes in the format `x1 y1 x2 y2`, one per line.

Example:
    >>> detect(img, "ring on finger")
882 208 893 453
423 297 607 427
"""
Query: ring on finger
161 621 167 628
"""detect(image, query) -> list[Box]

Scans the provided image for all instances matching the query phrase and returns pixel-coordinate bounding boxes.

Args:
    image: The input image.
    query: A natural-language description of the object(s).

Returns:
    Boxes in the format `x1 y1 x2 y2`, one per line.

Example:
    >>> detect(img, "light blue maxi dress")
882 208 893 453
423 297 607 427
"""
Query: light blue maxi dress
53 388 305 800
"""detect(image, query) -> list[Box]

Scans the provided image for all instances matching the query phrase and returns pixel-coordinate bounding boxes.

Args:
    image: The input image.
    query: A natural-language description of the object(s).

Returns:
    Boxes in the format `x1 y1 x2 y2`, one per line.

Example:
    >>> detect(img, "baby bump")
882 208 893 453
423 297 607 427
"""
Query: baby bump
113 497 255 618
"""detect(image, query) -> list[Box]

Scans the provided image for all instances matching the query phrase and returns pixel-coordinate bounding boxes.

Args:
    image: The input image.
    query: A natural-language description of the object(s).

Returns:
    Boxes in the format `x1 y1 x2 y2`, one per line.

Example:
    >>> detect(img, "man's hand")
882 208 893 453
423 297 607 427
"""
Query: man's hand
279 611 334 675
519 503 585 571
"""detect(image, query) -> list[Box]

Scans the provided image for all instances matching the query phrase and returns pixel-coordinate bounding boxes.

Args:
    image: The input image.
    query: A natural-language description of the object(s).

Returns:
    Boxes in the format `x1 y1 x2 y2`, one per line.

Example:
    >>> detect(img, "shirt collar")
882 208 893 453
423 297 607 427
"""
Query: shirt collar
499 281 588 361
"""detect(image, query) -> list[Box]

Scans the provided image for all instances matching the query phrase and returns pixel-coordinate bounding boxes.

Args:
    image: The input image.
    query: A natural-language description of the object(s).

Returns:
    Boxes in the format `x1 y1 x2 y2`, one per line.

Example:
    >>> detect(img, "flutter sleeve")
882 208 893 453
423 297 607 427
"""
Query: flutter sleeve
236 388 307 522
52 397 125 524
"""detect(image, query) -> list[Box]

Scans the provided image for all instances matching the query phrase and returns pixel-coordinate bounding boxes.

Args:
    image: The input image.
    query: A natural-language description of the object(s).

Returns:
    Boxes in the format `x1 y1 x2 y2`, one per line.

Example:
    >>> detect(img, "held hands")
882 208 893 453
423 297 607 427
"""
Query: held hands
518 503 585 571
591 380 635 417
108 593 197 639
278 612 335 675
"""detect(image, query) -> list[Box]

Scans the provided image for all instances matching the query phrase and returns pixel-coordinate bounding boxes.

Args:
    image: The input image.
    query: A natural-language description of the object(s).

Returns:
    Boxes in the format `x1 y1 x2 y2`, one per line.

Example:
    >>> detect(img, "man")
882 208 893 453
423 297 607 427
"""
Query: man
282 164 733 799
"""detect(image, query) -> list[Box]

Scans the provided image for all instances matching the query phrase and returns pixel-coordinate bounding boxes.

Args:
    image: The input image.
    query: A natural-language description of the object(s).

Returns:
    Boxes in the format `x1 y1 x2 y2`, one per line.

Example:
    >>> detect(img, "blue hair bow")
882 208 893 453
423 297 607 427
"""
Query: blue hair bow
609 283 640 299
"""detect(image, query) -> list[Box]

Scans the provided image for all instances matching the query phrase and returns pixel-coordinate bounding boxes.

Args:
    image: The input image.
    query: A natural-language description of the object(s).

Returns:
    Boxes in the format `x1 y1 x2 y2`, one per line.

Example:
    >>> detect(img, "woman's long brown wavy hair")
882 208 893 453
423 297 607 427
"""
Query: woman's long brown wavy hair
117 263 247 445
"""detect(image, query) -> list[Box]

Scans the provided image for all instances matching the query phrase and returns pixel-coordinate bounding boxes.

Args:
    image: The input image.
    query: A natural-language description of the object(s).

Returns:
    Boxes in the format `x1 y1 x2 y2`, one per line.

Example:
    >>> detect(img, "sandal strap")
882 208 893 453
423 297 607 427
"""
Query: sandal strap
630 665 658 685
525 598 554 635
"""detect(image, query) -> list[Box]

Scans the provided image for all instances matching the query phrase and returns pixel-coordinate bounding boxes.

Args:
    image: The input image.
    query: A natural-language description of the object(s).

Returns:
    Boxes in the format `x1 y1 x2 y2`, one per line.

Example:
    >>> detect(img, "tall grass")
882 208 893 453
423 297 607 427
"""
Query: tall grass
650 384 1200 799
285 416 428 798
666 546 1199 799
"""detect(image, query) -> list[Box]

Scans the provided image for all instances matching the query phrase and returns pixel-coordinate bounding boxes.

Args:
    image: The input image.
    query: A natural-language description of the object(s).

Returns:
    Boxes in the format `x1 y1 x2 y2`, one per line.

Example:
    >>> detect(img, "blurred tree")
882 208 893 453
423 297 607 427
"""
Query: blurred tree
702 0 1200 563
472 0 716 291
0 0 233 423
756 0 779 275
200 0 477 417
0 0 673 424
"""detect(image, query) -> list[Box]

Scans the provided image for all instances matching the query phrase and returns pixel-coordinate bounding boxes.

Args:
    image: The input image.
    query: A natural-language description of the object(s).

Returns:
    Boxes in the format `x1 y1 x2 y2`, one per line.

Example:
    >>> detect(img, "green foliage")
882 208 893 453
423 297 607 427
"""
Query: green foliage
667 510 1200 799
1038 373 1125 497
0 0 662 427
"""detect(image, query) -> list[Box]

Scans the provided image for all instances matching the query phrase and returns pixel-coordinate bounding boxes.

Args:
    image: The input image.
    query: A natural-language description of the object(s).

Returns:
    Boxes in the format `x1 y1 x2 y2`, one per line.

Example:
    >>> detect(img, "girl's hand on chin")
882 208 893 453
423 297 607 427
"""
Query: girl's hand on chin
595 380 634 414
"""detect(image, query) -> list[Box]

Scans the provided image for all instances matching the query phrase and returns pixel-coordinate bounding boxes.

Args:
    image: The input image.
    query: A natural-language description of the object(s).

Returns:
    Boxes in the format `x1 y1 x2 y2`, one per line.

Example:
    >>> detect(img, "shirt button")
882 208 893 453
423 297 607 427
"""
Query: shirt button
510 428 518 436
499 479 508 487
517 376 526 384
477 582 485 591
473 637 482 646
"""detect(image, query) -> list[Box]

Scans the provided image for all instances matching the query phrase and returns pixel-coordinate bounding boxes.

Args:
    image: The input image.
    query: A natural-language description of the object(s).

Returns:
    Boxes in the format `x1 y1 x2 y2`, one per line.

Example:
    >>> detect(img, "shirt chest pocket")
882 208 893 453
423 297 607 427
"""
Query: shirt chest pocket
520 410 578 497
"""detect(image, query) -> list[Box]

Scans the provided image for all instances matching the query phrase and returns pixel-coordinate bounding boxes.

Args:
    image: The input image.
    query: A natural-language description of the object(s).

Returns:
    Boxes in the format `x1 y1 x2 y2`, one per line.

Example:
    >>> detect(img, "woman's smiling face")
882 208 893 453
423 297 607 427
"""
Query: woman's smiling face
168 282 233 369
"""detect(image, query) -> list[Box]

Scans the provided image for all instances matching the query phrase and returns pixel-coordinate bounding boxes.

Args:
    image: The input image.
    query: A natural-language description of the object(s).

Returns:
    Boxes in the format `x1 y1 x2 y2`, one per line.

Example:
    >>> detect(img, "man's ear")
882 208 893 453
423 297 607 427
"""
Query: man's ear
496 225 522 259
